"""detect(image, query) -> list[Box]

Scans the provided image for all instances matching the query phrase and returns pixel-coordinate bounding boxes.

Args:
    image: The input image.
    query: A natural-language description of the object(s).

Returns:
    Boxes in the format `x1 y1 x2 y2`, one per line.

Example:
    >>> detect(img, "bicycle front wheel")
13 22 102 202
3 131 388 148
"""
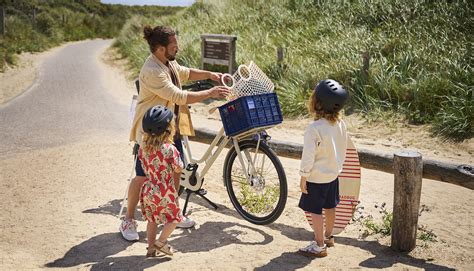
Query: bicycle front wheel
223 139 287 225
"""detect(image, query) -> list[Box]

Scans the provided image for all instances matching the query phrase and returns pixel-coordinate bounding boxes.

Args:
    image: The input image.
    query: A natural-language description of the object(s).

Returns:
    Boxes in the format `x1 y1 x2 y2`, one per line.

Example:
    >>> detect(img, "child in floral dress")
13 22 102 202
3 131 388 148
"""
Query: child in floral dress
139 105 183 257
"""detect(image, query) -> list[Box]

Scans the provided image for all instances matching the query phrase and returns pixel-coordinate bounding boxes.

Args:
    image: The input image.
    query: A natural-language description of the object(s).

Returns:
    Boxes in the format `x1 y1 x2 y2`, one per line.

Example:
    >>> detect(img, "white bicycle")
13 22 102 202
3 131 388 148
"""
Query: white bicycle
121 62 288 225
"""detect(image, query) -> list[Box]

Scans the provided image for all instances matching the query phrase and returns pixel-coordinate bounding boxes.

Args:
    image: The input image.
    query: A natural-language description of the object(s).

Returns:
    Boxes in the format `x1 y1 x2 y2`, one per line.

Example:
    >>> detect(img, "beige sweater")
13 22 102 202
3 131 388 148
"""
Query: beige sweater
130 54 193 143
299 119 348 183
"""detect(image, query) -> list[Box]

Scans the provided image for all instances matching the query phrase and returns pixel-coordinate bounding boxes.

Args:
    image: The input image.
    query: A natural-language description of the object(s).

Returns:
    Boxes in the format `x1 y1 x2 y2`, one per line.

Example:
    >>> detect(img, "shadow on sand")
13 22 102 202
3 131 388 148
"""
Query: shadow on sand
170 221 273 253
83 198 145 221
44 231 146 269
335 236 455 270
45 220 272 269
82 191 240 221
80 197 454 270
258 223 455 270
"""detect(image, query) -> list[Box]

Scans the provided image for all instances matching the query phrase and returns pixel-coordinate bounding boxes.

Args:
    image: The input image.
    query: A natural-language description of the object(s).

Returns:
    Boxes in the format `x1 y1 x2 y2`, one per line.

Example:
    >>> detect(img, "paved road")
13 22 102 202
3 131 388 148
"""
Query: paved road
0 40 128 156
0 39 140 268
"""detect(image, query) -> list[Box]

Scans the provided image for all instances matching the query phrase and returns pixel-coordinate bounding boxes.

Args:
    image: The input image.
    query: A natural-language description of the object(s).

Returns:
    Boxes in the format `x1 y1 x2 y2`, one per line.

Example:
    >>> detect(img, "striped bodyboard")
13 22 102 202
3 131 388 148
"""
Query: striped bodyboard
305 136 361 235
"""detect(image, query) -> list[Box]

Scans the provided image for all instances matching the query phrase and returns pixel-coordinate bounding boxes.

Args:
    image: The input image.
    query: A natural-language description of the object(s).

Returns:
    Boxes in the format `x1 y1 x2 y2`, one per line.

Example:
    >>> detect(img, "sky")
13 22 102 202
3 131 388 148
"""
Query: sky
100 0 195 6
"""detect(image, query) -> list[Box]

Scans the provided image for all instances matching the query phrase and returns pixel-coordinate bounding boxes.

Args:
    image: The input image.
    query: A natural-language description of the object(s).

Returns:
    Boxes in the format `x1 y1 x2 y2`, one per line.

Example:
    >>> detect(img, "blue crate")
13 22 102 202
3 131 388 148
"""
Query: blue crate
218 92 283 136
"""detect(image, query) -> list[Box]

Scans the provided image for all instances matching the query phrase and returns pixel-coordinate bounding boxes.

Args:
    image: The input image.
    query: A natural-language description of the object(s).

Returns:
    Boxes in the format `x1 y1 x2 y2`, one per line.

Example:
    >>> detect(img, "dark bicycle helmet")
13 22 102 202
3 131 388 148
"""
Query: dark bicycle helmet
315 79 348 113
142 105 174 135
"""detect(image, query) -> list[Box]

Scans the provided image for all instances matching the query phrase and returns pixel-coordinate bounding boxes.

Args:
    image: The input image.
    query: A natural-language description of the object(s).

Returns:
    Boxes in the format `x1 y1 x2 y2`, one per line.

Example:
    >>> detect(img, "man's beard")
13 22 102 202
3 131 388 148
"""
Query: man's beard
166 51 176 61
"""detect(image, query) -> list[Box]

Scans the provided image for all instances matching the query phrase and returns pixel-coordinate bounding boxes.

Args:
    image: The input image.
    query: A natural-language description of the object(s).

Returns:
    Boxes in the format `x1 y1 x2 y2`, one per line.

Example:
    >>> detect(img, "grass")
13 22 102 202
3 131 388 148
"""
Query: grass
0 0 182 72
360 202 393 236
418 225 437 242
237 182 280 215
354 203 438 243
113 0 472 141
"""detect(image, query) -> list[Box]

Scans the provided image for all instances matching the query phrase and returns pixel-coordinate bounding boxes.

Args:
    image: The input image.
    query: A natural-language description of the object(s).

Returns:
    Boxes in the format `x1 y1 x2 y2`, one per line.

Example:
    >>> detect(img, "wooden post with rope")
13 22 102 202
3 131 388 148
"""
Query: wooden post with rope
391 151 423 252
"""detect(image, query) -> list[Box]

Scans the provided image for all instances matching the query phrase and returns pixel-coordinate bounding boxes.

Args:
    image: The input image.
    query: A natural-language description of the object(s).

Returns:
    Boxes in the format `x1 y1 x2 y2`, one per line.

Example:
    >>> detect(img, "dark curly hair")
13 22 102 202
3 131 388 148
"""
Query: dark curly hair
143 25 176 53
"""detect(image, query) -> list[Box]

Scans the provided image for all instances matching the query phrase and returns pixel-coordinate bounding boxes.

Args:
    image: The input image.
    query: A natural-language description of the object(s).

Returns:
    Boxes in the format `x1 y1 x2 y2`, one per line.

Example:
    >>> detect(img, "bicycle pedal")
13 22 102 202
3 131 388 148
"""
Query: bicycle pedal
197 188 208 196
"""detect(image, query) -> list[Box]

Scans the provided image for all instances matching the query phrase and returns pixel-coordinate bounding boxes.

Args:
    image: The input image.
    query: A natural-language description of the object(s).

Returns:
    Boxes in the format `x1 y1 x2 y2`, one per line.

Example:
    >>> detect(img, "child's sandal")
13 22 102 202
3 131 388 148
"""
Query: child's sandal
146 247 157 257
154 240 173 256
324 235 335 247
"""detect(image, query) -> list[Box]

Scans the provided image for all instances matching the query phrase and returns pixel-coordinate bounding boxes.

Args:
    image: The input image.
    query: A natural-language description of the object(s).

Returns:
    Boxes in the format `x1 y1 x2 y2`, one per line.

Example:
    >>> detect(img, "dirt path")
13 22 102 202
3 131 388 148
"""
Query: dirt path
0 40 472 270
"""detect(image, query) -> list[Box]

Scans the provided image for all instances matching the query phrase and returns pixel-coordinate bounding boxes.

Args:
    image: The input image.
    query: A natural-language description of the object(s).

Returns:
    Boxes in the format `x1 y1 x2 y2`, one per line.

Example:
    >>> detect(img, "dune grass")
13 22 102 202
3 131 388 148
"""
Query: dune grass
114 0 473 141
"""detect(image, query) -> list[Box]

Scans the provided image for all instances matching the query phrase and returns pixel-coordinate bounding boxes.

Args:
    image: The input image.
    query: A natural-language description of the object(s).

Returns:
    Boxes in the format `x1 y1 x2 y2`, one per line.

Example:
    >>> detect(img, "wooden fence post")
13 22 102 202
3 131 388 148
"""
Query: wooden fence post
361 51 370 82
391 151 423 252
0 7 5 36
32 8 36 28
277 46 284 63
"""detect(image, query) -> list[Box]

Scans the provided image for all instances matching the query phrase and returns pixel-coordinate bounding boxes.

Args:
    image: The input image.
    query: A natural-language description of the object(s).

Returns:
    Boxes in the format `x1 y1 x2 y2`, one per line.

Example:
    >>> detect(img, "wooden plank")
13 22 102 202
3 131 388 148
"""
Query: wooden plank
190 127 474 189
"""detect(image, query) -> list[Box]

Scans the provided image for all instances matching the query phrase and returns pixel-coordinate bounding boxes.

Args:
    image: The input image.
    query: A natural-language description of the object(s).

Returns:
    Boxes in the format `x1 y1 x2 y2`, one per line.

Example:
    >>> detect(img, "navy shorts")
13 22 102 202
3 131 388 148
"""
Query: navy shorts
135 138 184 177
135 155 146 177
298 178 340 215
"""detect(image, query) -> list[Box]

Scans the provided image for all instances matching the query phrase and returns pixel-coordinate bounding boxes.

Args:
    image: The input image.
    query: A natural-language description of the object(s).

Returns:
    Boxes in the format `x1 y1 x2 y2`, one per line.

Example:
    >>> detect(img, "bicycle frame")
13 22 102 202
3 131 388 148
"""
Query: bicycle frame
180 125 274 190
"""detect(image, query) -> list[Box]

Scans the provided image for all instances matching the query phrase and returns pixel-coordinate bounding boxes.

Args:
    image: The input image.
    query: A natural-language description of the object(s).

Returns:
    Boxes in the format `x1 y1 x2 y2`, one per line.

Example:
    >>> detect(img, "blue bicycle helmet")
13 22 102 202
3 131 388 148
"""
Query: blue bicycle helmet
142 105 174 135
314 79 348 113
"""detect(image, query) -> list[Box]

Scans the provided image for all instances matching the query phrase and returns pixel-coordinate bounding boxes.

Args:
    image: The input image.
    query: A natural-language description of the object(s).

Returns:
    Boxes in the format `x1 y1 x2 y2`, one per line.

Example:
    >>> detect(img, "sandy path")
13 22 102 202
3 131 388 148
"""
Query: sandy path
0 40 472 270
1 137 472 270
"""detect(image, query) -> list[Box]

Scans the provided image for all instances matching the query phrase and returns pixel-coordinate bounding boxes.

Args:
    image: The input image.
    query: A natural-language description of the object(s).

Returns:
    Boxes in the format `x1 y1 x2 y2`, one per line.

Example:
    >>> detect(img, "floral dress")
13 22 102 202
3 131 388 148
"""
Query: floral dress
139 143 184 224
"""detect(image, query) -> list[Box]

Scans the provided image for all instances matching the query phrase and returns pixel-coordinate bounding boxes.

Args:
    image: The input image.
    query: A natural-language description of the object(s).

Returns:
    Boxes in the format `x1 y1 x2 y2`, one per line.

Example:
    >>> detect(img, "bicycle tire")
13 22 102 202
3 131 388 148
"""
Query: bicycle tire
223 139 287 225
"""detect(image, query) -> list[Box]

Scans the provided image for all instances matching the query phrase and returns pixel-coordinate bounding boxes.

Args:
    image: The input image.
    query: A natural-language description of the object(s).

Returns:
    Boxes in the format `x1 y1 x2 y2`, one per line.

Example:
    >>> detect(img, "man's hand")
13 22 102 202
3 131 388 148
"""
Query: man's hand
209 72 222 82
300 176 308 194
209 86 231 99
186 85 230 104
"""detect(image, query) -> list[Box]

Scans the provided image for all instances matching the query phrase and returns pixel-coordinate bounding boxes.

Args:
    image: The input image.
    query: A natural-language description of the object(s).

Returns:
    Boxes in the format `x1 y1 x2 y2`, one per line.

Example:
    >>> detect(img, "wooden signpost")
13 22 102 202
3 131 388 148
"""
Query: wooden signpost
201 34 237 74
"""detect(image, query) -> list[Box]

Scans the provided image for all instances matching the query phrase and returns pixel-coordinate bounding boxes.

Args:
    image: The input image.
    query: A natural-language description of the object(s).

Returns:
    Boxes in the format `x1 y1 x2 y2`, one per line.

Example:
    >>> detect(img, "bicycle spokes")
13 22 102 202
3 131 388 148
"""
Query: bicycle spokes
231 147 281 216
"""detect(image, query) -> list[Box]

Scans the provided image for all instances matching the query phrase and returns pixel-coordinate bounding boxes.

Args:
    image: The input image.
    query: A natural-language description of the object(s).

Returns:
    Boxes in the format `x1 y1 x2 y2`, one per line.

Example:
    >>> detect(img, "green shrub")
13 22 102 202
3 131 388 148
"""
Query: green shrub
418 225 437 242
361 203 393 236
431 87 473 141
36 12 56 36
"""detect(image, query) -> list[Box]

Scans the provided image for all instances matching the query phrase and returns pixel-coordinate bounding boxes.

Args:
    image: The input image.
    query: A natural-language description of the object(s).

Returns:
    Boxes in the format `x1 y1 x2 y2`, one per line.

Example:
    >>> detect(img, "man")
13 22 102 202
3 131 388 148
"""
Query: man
120 25 230 241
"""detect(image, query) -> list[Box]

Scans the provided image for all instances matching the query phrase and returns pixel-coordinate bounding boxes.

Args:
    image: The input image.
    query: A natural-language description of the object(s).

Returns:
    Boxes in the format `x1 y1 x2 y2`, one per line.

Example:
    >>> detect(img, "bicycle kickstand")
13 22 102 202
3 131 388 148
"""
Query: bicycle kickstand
182 188 218 216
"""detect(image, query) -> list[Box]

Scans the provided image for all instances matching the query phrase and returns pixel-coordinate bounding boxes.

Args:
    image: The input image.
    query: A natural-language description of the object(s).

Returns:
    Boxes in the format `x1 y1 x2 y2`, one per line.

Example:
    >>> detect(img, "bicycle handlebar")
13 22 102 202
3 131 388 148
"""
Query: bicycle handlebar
135 79 215 93
182 80 215 91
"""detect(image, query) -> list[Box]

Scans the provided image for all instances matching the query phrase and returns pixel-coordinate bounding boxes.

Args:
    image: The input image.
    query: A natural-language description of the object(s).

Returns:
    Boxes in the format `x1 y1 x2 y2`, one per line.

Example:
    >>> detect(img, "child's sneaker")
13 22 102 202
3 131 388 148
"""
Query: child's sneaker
119 218 139 241
177 216 196 228
298 241 327 257
324 235 334 247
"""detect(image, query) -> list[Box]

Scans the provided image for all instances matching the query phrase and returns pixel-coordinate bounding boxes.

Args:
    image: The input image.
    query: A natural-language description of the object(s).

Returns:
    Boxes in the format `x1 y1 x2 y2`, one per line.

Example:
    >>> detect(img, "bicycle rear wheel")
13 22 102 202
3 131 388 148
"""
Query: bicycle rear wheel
223 139 287 225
